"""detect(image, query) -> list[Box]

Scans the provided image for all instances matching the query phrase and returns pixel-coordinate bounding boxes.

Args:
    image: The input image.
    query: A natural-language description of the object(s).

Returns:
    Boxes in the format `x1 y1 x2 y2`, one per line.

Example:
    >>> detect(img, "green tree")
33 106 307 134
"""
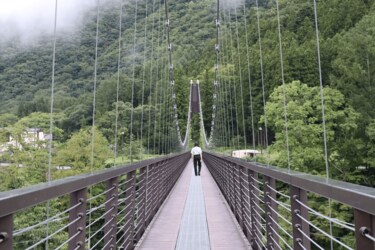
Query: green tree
262 81 360 177
54 127 111 177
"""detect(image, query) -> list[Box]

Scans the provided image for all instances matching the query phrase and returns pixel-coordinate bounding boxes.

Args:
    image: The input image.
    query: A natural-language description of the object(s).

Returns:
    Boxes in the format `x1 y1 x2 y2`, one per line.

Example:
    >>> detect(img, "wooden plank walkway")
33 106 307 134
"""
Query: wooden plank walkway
136 159 250 250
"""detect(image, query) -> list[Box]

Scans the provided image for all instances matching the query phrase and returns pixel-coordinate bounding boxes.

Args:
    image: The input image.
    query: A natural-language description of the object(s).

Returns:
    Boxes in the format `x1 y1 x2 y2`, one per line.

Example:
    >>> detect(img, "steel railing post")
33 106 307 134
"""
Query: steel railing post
243 168 252 241
290 186 310 250
249 170 260 249
68 188 87 250
354 209 375 250
264 176 279 249
122 171 136 250
0 214 13 249
239 166 245 232
230 163 235 212
135 167 147 241
104 177 118 250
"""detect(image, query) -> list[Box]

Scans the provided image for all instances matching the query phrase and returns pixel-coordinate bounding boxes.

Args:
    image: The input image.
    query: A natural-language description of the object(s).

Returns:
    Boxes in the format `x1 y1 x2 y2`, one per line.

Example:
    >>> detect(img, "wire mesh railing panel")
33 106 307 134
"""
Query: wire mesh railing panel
203 152 375 250
0 152 190 249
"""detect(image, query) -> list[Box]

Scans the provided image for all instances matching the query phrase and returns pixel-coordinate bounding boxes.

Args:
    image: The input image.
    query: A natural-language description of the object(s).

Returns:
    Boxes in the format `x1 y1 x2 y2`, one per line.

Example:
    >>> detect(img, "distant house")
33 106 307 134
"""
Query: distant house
232 149 260 158
1 128 52 152
56 166 72 170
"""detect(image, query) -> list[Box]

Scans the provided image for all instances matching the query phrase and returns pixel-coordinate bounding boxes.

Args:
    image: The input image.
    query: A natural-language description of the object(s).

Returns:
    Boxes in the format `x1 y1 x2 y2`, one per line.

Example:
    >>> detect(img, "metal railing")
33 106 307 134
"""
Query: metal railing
0 152 190 250
203 152 375 250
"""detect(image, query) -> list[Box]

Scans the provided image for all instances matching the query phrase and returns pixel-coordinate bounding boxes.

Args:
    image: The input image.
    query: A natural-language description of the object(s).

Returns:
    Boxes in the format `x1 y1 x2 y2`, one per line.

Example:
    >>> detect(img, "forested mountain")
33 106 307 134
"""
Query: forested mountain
0 0 375 191
1 0 375 249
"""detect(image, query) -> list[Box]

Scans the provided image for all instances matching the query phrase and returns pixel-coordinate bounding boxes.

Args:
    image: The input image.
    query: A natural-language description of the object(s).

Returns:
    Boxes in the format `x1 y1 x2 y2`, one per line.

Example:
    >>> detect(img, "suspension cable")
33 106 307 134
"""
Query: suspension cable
147 0 157 155
233 6 247 149
153 1 162 154
275 0 291 171
220 11 236 149
164 0 189 149
218 33 230 147
226 8 241 149
255 0 269 165
241 0 256 154
312 1 334 247
45 1 59 248
114 0 123 167
139 0 149 160
88 1 100 247
129 0 139 162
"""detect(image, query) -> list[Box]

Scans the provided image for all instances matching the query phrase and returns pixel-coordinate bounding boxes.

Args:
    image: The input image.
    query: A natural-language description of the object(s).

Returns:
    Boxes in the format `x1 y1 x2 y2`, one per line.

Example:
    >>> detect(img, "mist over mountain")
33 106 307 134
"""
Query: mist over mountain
0 0 96 44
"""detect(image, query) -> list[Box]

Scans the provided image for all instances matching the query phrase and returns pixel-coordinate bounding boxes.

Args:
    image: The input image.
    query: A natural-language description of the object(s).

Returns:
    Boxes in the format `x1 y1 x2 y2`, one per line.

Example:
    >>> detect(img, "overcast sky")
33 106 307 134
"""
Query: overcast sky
0 0 96 41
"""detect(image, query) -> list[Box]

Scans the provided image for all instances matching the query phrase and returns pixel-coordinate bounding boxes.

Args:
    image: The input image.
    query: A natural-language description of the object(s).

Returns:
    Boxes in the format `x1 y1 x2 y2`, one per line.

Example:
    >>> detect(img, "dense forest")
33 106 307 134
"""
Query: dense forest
0 0 374 188
1 0 375 248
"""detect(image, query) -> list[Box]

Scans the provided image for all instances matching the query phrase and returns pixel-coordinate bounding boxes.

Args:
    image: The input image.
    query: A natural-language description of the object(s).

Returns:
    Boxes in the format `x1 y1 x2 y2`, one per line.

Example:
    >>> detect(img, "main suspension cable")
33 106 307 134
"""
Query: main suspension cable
233 6 247 149
313 0 333 248
224 8 240 149
255 0 270 164
275 0 291 171
164 0 190 149
139 0 149 160
114 0 124 167
241 0 256 154
147 0 157 155
129 0 139 162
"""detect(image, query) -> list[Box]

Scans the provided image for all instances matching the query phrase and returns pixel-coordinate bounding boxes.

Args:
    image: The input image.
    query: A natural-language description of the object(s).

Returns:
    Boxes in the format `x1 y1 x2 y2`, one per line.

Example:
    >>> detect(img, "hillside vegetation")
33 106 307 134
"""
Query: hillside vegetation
0 0 374 189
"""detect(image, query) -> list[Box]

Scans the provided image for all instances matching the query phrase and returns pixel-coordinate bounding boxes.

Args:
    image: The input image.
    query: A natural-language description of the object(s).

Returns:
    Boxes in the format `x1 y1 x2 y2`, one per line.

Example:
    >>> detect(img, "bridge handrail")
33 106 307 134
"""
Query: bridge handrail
203 151 375 250
0 153 186 218
0 152 190 249
205 151 375 215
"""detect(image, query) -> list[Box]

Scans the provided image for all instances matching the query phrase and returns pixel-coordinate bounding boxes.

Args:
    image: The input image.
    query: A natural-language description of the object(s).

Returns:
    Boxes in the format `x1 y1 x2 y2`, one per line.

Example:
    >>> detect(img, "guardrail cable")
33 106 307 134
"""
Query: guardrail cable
14 200 82 236
269 225 293 250
268 215 293 239
296 213 354 250
89 226 114 250
25 216 81 250
266 193 291 211
54 230 81 250
295 198 355 231
87 185 116 202
266 184 290 199
266 203 292 226
297 227 325 250
86 205 115 229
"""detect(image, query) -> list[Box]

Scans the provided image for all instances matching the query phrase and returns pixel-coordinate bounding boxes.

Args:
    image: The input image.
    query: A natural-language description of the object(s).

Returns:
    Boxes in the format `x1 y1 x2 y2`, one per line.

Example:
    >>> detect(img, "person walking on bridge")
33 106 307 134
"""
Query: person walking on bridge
191 142 202 176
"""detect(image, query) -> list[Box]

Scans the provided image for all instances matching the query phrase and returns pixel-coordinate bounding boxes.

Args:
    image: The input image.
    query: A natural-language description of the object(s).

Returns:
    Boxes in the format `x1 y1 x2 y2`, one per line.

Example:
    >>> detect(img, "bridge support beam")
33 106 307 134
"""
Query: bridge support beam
104 177 118 249
121 171 136 250
68 188 87 250
354 209 375 250
238 166 245 232
135 167 147 241
0 214 13 250
249 170 261 249
290 186 310 250
264 176 279 249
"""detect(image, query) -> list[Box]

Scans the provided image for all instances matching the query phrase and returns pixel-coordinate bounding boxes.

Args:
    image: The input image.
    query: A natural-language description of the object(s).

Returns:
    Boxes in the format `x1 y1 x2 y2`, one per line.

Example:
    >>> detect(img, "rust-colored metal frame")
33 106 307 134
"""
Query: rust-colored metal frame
203 151 375 250
0 152 190 250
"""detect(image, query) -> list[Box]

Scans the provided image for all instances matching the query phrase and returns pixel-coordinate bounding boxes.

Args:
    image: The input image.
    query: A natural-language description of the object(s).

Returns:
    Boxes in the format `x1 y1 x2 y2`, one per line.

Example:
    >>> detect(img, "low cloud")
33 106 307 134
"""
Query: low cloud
0 0 97 42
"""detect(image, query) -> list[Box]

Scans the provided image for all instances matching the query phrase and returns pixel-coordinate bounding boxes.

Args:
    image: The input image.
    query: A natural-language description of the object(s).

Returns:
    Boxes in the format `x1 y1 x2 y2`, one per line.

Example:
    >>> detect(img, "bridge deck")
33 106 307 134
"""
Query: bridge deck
136 159 250 250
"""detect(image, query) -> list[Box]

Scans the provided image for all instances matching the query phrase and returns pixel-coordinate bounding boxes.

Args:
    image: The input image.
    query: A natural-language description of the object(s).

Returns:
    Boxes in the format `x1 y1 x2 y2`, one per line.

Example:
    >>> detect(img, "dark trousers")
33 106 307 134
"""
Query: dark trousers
193 155 201 175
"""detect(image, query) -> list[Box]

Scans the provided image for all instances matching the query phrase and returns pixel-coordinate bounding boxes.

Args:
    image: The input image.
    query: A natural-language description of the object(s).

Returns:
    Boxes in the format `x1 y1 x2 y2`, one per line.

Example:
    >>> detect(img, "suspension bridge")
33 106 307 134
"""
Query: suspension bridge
0 0 375 249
